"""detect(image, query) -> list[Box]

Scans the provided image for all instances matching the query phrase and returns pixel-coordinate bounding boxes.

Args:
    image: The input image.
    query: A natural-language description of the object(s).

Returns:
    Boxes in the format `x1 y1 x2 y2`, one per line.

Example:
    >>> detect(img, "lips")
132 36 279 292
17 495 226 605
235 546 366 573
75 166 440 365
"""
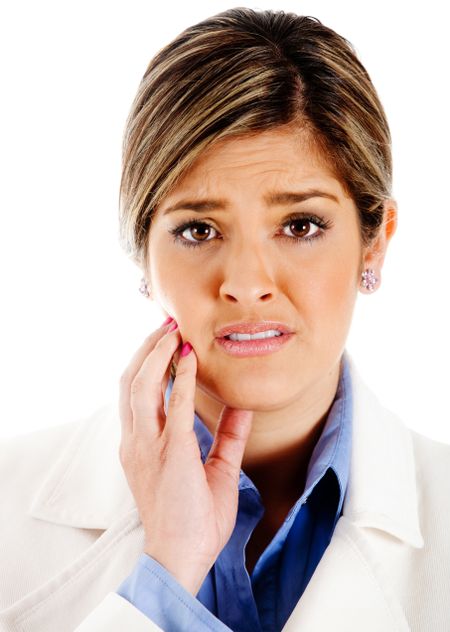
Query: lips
215 321 293 338
215 330 294 357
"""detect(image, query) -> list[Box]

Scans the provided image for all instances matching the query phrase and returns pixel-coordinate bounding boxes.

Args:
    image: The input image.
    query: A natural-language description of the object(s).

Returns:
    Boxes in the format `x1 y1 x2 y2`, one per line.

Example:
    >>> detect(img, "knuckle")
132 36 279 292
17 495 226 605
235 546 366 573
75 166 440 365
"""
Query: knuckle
130 375 146 396
168 388 187 409
209 455 238 483
174 363 191 377
217 427 242 442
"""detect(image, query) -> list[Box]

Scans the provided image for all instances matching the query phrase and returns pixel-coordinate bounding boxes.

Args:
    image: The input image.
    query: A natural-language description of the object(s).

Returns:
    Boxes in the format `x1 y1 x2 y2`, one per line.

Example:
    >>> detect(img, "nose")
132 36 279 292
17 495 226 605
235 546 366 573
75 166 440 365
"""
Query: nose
218 243 277 306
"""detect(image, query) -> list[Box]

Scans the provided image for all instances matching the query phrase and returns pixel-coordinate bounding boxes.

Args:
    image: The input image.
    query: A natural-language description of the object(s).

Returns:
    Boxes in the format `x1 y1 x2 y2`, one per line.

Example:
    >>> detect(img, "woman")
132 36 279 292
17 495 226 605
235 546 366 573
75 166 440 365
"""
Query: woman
1 7 449 632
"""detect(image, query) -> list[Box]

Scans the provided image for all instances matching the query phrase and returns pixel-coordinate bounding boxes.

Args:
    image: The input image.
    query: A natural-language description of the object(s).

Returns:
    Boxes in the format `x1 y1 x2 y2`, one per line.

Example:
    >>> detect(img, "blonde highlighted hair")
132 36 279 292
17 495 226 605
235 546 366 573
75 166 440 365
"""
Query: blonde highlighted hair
118 7 393 270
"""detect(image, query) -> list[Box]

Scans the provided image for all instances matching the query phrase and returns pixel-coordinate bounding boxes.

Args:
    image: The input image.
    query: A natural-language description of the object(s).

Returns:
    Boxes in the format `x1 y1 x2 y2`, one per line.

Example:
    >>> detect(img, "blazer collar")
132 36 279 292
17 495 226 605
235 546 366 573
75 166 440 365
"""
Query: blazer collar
28 350 424 549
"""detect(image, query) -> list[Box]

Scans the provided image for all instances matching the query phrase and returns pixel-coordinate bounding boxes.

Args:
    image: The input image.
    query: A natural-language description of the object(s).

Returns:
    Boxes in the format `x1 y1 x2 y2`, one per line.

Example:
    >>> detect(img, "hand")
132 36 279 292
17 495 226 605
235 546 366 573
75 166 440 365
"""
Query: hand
118 319 254 596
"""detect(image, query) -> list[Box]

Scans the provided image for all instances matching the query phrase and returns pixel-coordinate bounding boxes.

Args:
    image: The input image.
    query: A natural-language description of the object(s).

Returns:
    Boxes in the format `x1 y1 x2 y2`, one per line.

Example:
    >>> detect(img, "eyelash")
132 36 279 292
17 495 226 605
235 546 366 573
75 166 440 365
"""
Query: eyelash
168 213 333 249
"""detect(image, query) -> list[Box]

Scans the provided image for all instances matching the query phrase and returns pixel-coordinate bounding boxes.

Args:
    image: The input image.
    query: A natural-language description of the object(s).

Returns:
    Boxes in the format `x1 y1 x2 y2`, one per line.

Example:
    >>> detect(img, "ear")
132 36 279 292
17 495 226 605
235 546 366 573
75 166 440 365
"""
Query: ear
359 199 398 291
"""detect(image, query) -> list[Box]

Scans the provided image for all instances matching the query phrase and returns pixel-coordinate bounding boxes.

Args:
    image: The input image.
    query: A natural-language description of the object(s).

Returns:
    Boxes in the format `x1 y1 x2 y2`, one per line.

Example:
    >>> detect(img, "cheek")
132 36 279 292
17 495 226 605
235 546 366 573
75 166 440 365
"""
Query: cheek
148 239 200 309
289 256 357 338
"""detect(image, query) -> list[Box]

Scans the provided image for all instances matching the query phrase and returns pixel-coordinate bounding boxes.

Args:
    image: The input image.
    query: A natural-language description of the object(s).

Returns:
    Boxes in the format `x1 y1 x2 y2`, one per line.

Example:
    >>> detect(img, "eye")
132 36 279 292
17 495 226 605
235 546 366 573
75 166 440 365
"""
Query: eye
176 221 218 246
281 217 321 241
169 213 332 249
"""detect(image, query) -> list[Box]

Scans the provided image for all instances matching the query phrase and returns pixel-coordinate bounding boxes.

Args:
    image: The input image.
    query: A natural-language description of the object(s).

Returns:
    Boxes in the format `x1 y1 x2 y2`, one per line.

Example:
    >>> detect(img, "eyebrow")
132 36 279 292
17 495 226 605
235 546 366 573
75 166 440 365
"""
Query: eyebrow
161 189 340 215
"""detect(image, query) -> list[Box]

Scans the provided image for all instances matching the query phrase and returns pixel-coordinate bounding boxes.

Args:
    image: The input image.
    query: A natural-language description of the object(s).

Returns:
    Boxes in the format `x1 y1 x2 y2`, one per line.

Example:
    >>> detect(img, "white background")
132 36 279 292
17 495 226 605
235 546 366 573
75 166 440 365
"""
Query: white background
0 1 448 441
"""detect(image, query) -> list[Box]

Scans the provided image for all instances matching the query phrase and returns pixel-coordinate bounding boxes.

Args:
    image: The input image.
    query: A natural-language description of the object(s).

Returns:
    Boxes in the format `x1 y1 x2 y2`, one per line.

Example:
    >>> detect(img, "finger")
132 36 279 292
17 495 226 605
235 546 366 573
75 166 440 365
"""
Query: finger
205 407 253 488
164 342 198 435
130 327 181 436
161 346 181 416
120 321 174 436
119 319 175 437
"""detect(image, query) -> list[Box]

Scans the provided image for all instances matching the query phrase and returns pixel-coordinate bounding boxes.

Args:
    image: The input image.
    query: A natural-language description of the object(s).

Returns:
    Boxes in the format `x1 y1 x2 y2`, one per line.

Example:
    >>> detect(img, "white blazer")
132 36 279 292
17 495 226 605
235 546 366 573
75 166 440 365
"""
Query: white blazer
0 352 449 631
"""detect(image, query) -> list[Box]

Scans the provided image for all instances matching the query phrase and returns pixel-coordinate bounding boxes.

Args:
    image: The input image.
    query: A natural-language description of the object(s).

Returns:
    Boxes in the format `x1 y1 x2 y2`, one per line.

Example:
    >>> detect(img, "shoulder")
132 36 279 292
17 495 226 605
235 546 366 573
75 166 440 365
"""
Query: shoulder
0 403 120 610
409 428 450 508
410 427 450 481
405 427 450 575
0 402 117 518
0 419 82 495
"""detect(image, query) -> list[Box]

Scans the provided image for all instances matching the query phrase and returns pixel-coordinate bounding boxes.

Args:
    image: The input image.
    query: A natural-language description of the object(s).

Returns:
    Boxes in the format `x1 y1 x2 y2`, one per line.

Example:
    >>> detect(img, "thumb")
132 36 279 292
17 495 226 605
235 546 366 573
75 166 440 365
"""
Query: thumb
205 407 253 487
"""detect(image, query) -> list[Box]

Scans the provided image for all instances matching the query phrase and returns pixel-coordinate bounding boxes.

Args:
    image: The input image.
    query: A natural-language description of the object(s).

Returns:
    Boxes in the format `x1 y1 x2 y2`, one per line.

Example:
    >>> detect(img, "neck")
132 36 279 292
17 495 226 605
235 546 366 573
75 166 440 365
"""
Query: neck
242 408 330 505
193 360 341 504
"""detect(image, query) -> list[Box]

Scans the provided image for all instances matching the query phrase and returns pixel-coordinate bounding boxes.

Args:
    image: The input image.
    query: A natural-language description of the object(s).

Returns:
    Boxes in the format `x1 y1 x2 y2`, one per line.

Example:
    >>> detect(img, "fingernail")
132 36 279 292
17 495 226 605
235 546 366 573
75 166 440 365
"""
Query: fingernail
162 316 174 326
180 342 192 357
168 321 178 332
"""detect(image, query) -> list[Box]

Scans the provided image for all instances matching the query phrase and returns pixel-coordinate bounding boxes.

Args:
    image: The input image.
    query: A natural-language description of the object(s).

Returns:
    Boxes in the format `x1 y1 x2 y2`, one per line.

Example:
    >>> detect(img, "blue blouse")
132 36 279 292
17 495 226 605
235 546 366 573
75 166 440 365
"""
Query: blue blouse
117 351 353 631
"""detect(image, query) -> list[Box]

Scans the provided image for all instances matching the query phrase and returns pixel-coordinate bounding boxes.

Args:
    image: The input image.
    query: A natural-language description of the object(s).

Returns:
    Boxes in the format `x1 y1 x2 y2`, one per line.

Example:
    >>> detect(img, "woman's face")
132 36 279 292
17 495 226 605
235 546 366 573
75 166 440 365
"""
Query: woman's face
146 126 373 412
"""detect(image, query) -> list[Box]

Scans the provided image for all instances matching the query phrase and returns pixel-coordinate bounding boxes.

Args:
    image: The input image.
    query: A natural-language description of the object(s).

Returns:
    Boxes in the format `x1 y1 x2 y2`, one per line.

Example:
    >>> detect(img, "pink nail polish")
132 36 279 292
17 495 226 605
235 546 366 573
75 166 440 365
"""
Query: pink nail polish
162 316 173 326
180 342 192 357
168 321 178 332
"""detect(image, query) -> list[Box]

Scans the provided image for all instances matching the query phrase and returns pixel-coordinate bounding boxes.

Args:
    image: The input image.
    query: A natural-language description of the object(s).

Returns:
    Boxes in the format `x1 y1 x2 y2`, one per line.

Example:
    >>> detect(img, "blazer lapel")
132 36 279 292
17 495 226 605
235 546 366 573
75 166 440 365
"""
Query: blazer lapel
28 401 136 529
2 403 146 631
283 351 424 631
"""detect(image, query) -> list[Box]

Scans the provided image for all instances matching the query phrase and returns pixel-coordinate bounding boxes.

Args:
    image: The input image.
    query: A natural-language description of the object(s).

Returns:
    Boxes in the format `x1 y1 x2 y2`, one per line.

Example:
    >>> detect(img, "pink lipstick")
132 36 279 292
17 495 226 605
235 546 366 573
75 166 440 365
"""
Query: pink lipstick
215 332 294 357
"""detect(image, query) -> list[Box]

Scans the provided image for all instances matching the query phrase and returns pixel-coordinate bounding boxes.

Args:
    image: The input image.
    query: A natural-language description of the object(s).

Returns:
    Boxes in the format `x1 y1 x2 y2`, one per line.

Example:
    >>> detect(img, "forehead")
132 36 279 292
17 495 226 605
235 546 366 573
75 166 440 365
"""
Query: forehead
169 126 342 194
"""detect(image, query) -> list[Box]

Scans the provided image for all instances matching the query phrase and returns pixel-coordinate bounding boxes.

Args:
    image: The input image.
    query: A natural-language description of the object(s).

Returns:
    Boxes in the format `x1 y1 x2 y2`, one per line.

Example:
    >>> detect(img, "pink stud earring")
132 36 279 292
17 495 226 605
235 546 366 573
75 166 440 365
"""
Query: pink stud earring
139 277 151 298
361 268 378 292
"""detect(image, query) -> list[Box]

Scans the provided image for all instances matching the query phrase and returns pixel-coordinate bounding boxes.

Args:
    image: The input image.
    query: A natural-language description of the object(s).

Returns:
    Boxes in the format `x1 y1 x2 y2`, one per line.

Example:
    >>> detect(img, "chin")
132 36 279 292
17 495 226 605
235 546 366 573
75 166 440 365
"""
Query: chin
201 371 298 412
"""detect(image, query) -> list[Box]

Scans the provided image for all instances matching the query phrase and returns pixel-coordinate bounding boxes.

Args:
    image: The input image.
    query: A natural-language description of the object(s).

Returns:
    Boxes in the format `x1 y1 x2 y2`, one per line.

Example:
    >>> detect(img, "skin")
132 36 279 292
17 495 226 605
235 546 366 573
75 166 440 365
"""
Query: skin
119 124 398 593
